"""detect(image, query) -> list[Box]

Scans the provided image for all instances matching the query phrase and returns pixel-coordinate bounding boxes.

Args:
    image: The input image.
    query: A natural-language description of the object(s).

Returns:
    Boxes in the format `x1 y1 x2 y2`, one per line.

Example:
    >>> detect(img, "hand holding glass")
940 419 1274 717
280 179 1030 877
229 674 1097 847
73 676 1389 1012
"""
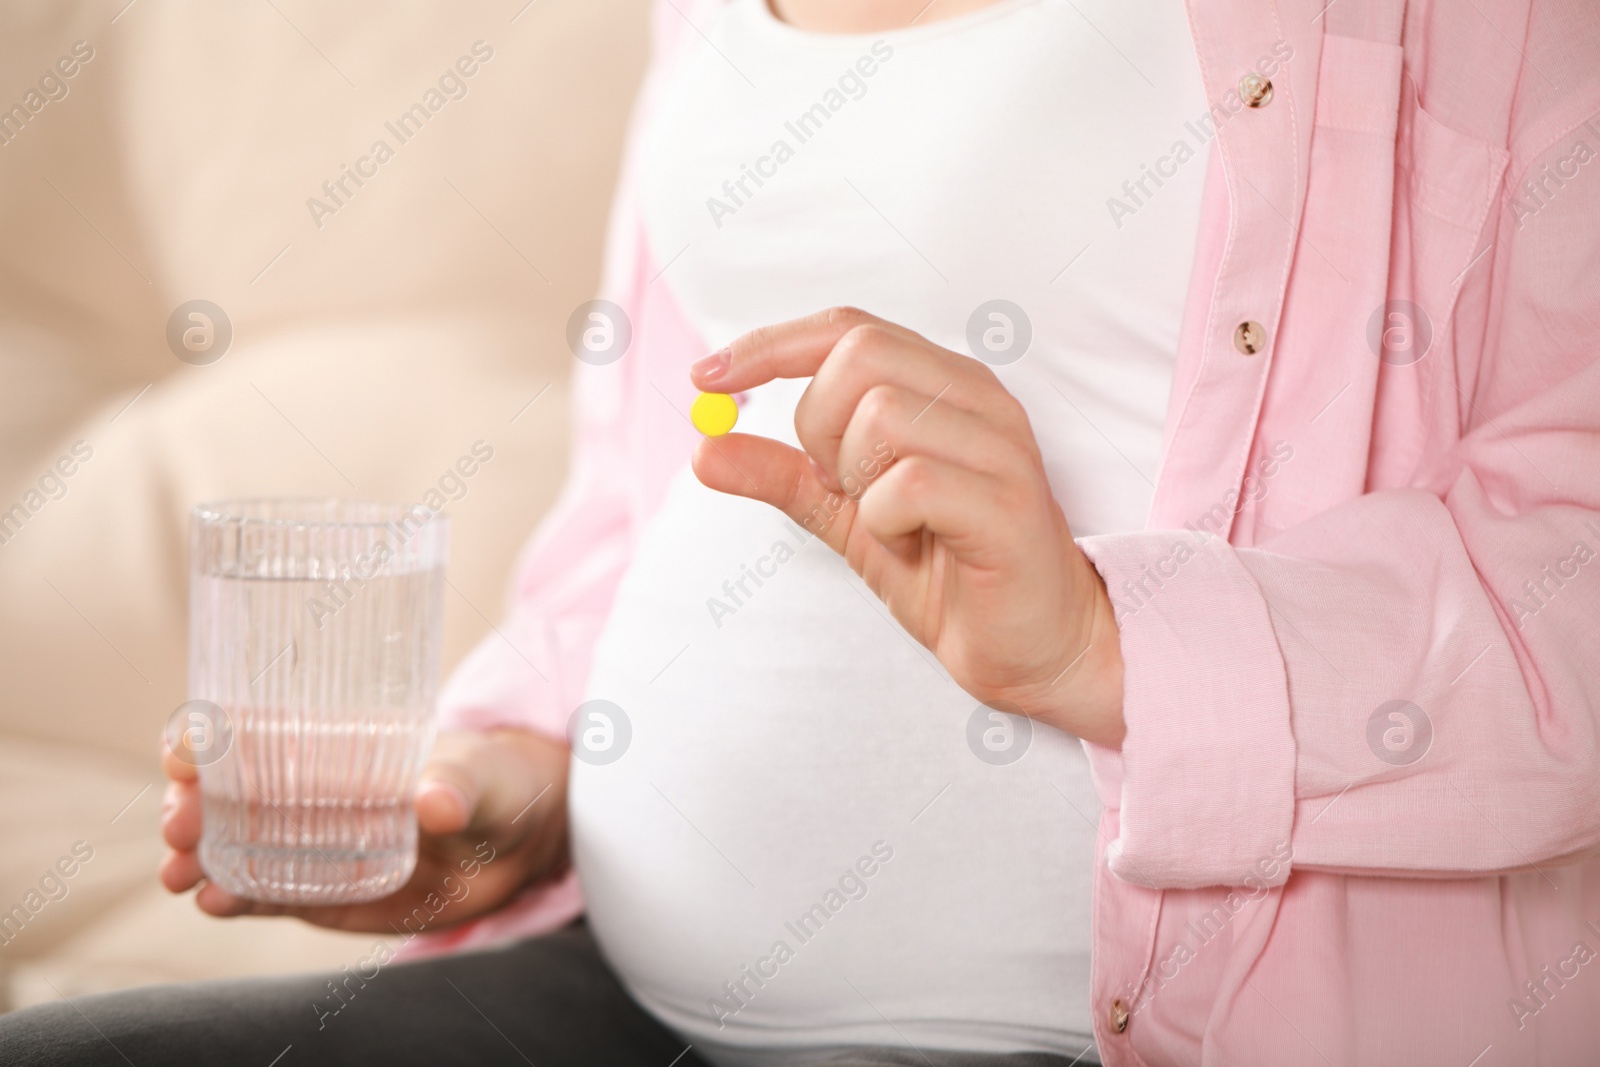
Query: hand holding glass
182 499 448 905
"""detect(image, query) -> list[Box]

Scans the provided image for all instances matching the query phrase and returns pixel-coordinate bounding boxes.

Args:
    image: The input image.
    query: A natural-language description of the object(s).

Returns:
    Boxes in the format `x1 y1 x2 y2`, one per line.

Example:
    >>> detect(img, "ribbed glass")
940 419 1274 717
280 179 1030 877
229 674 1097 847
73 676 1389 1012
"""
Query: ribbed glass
189 498 448 905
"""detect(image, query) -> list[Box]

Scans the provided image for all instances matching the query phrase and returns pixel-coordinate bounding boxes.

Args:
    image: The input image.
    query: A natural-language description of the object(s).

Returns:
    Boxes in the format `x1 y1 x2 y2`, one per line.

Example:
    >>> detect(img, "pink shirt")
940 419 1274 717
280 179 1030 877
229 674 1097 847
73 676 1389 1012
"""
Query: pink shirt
408 1 1600 1063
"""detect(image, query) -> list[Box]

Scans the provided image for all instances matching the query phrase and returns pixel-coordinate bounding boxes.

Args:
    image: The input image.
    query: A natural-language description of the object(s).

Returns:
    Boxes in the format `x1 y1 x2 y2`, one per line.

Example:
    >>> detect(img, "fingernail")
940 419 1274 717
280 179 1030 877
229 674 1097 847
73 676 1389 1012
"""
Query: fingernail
691 348 731 381
420 779 469 816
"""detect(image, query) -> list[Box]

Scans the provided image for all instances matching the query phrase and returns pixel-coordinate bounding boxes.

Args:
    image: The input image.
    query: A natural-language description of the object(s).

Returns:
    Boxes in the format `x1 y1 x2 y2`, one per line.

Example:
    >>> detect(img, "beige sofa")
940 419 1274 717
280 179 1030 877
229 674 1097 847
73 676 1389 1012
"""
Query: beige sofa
0 0 647 1011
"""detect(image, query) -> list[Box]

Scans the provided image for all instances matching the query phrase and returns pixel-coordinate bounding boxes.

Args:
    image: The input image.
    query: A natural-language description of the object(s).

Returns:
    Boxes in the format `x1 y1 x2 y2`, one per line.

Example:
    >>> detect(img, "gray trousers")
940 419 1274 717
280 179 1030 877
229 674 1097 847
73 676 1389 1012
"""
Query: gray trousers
0 924 1095 1067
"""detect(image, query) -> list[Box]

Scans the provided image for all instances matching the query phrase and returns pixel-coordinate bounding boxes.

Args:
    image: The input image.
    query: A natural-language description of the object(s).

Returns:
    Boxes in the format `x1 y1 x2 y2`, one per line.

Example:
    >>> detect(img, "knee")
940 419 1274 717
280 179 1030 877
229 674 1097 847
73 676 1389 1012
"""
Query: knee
0 998 127 1066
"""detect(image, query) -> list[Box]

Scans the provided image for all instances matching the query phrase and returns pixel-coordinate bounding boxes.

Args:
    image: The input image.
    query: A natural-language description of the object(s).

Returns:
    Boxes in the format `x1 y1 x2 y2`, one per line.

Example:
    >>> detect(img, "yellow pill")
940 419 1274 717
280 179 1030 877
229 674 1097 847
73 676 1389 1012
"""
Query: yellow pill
691 391 739 436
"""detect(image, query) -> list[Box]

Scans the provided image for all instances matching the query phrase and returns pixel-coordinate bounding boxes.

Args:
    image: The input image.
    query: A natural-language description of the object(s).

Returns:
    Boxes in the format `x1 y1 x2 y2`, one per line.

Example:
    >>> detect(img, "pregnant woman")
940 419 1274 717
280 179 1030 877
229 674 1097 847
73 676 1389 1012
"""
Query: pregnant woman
5 0 1598 1064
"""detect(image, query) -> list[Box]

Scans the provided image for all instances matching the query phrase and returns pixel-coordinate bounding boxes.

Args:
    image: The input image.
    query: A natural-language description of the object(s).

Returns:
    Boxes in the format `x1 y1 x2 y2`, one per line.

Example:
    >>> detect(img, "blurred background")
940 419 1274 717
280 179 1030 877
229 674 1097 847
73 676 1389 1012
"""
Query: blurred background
0 0 647 1011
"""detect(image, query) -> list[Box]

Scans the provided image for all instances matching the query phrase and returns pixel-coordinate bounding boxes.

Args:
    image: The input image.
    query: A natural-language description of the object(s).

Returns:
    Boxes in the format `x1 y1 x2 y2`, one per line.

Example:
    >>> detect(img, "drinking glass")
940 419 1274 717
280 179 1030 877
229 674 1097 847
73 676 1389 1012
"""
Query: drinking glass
186 498 448 905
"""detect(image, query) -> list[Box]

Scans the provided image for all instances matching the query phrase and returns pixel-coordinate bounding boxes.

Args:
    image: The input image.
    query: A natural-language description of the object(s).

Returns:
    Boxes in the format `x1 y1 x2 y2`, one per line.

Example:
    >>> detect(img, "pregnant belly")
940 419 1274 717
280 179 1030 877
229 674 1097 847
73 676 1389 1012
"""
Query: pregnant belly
569 467 1101 1057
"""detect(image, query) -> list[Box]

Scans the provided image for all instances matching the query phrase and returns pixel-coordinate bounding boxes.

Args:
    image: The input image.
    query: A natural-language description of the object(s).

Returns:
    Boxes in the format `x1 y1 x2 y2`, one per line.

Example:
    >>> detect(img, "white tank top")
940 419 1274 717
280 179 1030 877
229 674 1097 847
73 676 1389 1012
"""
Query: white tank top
571 1 1207 1062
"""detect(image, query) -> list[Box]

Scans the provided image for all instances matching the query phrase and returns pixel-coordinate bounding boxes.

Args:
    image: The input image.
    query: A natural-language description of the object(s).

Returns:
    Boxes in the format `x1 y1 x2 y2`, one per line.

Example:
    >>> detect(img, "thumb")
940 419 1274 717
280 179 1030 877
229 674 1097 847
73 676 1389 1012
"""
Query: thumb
416 748 484 836
691 433 856 555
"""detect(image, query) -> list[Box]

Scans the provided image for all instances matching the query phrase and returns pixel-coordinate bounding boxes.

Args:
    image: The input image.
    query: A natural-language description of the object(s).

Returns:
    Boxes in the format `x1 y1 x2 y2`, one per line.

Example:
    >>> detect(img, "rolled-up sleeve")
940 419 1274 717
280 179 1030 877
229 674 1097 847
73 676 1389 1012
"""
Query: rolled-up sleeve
1079 125 1600 889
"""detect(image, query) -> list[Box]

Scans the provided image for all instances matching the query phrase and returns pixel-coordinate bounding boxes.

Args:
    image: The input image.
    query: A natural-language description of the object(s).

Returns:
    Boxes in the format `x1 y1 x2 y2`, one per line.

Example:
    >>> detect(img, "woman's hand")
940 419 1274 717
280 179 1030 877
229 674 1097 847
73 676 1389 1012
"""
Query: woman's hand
690 307 1125 747
159 727 570 933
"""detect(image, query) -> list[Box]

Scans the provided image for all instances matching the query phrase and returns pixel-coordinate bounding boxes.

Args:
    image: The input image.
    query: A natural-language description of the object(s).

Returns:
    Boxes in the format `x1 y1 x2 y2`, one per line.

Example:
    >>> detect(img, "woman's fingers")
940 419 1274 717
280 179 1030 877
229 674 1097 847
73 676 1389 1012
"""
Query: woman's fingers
414 780 471 837
691 433 858 556
692 307 1014 493
429 729 566 841
856 456 1009 554
834 383 1026 491
694 399 1032 564
158 728 572 932
161 780 201 851
159 848 204 893
796 329 1010 486
415 751 481 837
691 307 913 392
162 742 198 784
416 730 533 840
194 882 268 918
158 781 292 916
